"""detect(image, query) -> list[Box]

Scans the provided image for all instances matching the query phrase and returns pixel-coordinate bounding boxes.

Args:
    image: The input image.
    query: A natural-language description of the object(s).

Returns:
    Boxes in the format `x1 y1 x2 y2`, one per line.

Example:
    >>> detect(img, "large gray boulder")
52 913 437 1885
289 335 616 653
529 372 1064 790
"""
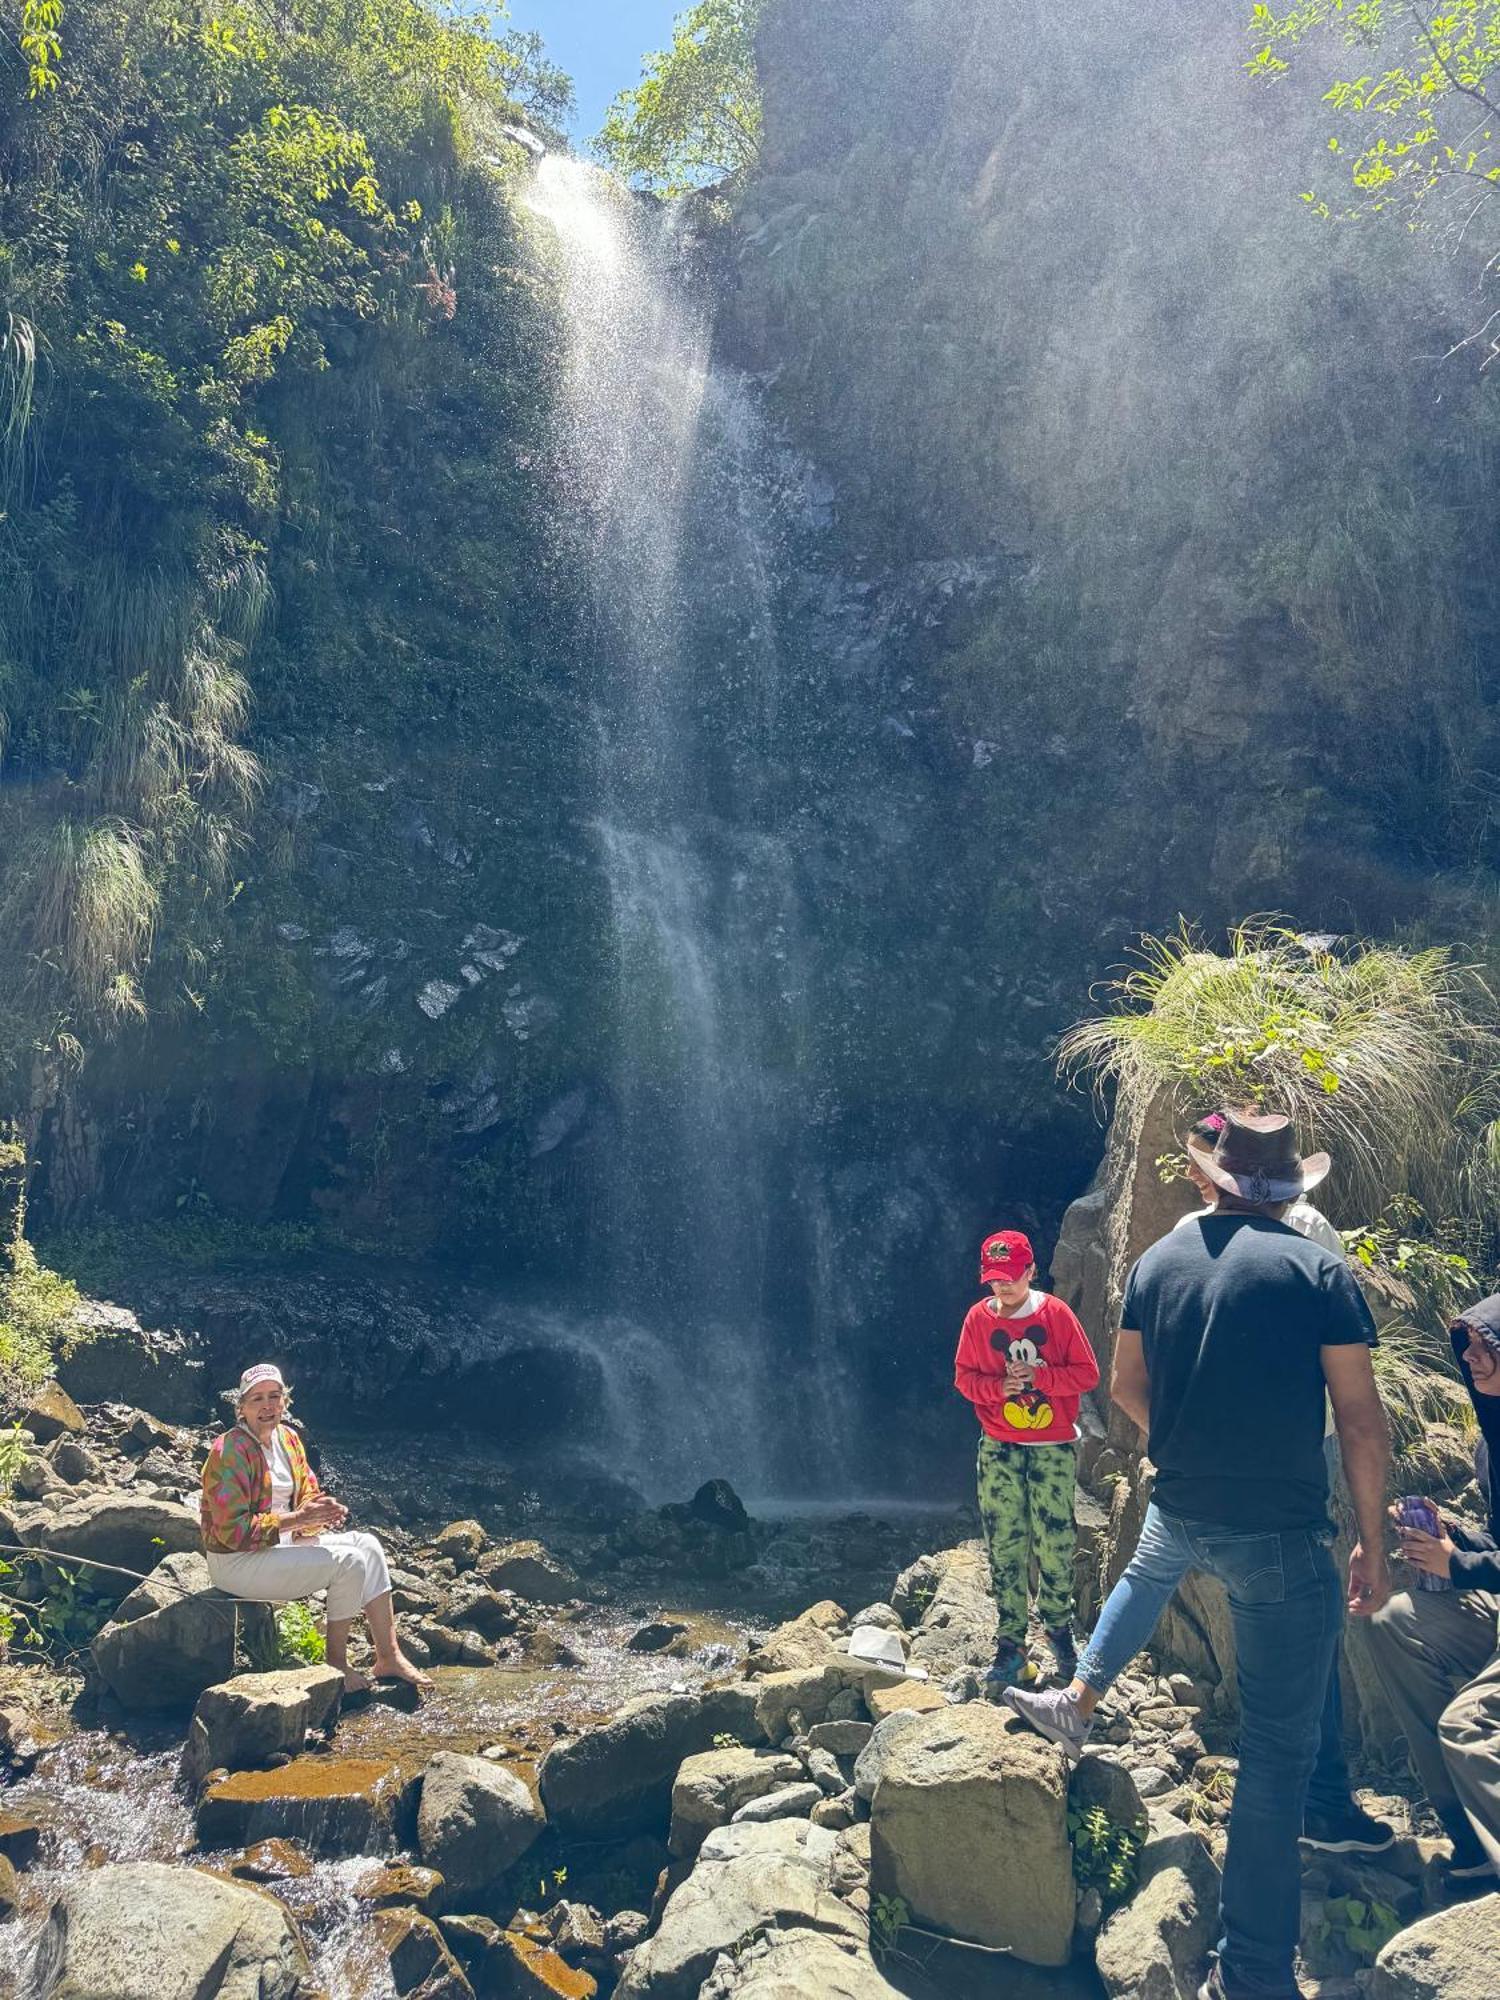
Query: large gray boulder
900 1545 996 1678
852 1709 927 1802
1095 1809 1222 2000
181 1666 344 1788
670 1746 804 1858
30 1859 309 1998
616 1819 863 2000
92 1553 275 1712
55 1305 211 1422
539 1687 765 1838
416 1751 544 1901
1370 1896 1500 2000
698 1927 902 1998
28 1494 201 1599
869 1702 1074 1967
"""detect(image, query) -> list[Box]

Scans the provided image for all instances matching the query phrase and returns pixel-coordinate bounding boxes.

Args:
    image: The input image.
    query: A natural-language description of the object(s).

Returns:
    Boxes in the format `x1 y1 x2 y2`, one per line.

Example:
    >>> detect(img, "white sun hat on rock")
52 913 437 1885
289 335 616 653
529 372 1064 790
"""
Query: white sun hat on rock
845 1624 930 1681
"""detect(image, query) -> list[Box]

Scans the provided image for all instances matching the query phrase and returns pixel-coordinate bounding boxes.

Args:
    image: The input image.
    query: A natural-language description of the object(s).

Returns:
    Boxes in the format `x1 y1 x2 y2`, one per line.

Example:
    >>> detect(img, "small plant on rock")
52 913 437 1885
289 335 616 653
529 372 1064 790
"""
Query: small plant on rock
275 1601 326 1665
1068 1803 1142 1909
870 1892 910 1959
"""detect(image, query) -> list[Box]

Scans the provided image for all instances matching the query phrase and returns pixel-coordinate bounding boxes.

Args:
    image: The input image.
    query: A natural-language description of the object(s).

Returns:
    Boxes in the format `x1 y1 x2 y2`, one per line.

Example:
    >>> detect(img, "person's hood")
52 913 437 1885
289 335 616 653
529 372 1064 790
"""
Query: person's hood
1454 1294 1500 1345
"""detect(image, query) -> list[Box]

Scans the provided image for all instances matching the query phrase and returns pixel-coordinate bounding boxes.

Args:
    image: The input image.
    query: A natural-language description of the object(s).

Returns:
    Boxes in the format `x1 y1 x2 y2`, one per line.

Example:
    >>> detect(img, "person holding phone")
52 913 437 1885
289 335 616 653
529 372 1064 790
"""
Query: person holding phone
1367 1298 1500 1889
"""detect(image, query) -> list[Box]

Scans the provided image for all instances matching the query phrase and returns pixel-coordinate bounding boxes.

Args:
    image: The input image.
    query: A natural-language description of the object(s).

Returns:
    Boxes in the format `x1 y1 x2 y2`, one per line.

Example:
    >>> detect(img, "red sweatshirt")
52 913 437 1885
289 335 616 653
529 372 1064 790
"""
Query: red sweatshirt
954 1290 1100 1445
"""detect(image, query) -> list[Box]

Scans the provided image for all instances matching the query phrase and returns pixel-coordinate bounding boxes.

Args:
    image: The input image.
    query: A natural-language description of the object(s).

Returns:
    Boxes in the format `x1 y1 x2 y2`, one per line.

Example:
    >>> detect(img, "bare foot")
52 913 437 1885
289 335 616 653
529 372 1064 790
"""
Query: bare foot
373 1652 433 1692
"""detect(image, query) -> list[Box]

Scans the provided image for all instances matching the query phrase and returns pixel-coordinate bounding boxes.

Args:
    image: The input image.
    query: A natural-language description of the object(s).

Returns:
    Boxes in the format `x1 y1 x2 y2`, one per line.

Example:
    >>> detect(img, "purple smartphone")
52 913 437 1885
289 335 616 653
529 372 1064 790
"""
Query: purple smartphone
1396 1495 1453 1593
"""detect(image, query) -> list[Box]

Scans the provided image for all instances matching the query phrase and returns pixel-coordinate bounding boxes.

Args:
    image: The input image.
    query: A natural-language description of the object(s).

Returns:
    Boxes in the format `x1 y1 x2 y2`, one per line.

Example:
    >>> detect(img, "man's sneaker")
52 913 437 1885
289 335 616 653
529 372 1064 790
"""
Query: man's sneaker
1001 1683 1094 1760
983 1639 1036 1690
1044 1623 1078 1673
1300 1802 1396 1854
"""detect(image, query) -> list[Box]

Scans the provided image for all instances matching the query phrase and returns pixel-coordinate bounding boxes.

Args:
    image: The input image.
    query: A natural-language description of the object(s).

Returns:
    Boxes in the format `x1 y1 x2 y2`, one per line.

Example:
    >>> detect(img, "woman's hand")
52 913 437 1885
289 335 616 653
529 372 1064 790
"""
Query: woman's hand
287 1494 345 1535
1397 1523 1456 1580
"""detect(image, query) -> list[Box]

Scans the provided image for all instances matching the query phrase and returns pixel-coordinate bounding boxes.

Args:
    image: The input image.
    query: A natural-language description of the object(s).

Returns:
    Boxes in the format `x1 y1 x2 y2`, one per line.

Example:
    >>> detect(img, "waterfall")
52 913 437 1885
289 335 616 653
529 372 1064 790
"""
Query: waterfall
524 157 858 1497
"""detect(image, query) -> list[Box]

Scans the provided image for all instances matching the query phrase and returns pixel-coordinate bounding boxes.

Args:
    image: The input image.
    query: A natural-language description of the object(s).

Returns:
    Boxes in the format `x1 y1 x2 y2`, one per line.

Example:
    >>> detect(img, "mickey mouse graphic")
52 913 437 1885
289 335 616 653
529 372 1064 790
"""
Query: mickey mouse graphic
989 1317 1056 1432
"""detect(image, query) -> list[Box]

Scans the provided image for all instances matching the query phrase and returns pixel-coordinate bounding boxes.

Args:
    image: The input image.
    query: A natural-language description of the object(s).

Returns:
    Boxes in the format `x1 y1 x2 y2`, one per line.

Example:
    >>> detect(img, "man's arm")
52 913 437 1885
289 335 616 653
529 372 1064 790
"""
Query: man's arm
1110 1328 1150 1435
1323 1341 1392 1617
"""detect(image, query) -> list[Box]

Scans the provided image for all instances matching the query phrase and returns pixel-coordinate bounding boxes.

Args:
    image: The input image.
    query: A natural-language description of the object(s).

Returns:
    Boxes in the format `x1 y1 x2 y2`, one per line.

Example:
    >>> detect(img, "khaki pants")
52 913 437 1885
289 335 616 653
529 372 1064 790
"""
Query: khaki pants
1366 1585 1500 1865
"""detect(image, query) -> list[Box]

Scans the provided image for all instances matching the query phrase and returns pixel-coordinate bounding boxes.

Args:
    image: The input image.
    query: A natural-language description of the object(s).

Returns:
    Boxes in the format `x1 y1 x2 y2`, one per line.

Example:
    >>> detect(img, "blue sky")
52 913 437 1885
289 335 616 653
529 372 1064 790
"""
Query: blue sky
509 1 686 143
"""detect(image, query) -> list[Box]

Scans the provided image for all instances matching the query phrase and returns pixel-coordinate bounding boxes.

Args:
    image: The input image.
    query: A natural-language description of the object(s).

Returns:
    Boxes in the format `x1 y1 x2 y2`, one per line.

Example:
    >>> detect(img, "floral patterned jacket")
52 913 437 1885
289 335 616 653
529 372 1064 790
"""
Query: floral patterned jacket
200 1423 318 1552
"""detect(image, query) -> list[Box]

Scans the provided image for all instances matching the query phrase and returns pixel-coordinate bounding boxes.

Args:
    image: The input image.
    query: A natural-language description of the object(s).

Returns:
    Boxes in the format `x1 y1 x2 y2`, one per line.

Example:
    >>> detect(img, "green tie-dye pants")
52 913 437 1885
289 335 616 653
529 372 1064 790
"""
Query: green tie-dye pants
975 1435 1078 1642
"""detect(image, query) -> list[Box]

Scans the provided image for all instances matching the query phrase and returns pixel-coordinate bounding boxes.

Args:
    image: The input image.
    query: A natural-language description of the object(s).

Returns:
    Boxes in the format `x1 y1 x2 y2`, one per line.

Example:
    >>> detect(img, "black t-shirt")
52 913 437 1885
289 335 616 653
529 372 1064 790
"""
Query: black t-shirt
1121 1213 1378 1531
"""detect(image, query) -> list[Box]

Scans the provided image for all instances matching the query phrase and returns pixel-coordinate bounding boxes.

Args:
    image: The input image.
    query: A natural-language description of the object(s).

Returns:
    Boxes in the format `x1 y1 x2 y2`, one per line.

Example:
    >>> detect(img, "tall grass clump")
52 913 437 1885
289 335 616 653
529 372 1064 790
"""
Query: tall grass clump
1057 921 1500 1229
1 818 159 1020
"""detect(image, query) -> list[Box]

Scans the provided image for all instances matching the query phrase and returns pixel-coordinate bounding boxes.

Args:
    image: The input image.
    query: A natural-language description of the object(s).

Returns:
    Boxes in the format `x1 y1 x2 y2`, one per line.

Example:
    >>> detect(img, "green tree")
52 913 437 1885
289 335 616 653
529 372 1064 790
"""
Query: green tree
1249 3 1500 315
596 0 761 194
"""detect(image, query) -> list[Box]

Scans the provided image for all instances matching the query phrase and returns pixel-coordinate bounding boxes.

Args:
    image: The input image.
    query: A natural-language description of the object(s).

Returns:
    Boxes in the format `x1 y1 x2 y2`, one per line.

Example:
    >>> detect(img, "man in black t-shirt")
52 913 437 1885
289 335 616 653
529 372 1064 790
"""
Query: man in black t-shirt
1009 1113 1391 2000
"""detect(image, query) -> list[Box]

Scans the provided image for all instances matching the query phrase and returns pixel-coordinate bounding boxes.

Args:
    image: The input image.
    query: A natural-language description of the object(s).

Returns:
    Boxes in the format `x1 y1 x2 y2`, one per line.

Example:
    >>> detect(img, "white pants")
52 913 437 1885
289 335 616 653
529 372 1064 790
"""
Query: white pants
207 1530 391 1624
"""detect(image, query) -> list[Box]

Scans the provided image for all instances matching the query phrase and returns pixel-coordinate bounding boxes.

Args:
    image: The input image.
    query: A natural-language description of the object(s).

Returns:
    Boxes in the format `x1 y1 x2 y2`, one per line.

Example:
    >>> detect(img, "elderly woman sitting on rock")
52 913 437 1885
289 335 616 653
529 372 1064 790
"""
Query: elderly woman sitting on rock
201 1363 430 1693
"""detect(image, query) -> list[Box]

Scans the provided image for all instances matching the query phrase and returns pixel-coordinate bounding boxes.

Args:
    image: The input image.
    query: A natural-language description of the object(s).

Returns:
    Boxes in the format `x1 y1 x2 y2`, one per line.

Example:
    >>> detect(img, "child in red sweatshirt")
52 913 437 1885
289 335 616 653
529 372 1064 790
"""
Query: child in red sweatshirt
954 1227 1100 1689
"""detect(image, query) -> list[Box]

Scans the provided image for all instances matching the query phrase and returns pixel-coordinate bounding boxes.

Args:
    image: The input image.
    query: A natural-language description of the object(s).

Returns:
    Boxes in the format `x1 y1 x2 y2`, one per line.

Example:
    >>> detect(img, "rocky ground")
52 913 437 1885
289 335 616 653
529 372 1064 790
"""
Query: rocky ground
0 1376 1492 1999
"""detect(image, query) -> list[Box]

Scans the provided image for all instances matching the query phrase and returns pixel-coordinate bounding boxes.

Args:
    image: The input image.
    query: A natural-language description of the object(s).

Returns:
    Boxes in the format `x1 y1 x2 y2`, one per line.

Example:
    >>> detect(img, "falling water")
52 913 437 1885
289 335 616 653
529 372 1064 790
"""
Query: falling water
524 157 859 1495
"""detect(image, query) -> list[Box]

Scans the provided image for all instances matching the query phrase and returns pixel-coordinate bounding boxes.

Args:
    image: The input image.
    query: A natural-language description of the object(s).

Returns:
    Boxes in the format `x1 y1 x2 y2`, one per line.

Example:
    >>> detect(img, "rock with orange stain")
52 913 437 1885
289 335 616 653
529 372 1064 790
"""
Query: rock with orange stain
498 1931 598 1999
196 1754 416 1856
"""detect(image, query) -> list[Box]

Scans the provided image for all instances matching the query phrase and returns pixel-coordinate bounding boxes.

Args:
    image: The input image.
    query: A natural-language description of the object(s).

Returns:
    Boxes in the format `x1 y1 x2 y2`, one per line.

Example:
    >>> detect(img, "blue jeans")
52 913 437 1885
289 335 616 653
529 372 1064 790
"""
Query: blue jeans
1078 1502 1341 1995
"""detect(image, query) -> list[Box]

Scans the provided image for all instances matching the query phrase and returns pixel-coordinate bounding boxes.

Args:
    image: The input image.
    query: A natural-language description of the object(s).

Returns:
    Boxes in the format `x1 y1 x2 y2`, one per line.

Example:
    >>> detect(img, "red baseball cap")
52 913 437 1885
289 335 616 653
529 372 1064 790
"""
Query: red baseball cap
980 1229 1034 1284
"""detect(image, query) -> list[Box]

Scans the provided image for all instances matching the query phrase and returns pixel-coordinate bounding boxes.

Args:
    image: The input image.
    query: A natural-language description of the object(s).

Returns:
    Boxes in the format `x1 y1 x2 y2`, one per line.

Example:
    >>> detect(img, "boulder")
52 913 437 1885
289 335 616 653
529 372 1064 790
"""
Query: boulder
901 1545 997 1678
627 1618 691 1654
92 1553 276 1712
373 1906 475 1998
615 1819 862 2000
55 1307 211 1422
182 1665 343 1788
51 1437 103 1485
29 1859 310 1998
478 1539 578 1604
748 1602 847 1674
354 1863 446 1912
540 1689 764 1839
869 1703 1073 1966
0 1851 16 1919
434 1519 488 1569
21 1382 85 1443
496 1931 598 1997
1095 1810 1222 2000
1071 1754 1149 1844
867 1680 946 1720
196 1755 416 1855
416 1751 544 1900
33 1493 201 1599
1370 1896 1500 2000
808 1720 873 1757
698 1928 902 1998
852 1710 927 1801
687 1478 751 1532
0 1809 43 1867
731 1782 823 1824
670 1747 805 1858
441 1589 521 1640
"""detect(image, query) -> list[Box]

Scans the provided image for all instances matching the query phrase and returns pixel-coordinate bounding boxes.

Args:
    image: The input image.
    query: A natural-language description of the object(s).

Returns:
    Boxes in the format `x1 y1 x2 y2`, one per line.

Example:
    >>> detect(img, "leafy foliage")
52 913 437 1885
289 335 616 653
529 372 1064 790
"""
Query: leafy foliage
275 1598 326 1664
1057 922 1500 1226
1068 1802 1142 1908
0 1235 80 1403
597 0 762 193
0 0 560 1081
1248 3 1500 341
